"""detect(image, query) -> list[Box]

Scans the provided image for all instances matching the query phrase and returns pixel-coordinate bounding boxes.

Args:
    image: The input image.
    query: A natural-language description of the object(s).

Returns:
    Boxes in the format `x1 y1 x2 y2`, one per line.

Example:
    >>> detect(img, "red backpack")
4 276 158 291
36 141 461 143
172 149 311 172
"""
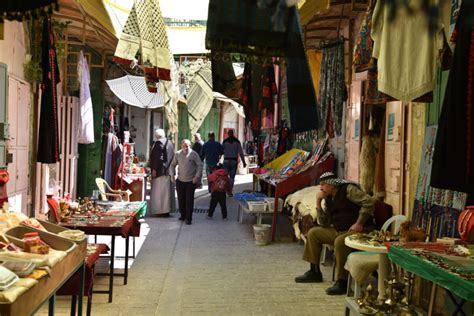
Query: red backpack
213 175 229 192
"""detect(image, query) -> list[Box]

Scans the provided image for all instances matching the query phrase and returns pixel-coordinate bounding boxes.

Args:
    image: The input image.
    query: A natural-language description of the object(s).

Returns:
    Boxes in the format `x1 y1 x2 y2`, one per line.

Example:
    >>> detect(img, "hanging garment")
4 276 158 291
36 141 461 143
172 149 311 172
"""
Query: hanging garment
353 8 374 73
163 56 179 136
113 0 171 92
286 7 319 134
318 39 345 136
211 53 236 95
37 17 60 164
431 0 474 194
187 62 214 136
371 0 448 101
239 63 277 133
77 51 94 144
206 0 289 60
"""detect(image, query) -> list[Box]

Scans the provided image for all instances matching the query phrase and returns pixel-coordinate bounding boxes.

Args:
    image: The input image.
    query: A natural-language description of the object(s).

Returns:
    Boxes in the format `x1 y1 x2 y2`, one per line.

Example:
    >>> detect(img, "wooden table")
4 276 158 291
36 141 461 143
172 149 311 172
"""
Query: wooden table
60 208 141 303
253 153 335 241
0 240 87 316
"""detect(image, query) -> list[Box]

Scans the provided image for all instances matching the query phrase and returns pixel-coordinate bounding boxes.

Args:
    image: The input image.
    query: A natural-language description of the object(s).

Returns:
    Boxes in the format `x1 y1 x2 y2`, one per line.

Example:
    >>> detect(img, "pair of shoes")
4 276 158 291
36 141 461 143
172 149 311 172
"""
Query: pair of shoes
222 217 228 221
178 216 185 221
185 220 192 225
294 270 323 283
325 279 348 295
206 215 212 220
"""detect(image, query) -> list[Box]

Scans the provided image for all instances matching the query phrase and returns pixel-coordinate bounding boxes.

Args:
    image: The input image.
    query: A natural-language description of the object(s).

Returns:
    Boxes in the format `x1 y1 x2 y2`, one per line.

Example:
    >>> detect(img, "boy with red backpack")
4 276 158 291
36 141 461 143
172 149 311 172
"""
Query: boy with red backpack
207 164 231 220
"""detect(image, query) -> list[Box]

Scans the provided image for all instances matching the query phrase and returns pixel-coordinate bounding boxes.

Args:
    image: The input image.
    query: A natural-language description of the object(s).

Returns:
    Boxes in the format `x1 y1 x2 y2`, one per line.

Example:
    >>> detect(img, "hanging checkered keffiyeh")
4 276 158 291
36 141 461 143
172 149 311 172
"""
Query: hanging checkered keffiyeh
113 0 171 92
319 172 350 186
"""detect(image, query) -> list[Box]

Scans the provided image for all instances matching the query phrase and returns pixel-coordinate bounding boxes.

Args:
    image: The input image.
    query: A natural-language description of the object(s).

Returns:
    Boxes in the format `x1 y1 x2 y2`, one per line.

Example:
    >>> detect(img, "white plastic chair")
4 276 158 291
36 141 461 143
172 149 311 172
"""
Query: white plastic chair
95 178 131 202
345 215 407 300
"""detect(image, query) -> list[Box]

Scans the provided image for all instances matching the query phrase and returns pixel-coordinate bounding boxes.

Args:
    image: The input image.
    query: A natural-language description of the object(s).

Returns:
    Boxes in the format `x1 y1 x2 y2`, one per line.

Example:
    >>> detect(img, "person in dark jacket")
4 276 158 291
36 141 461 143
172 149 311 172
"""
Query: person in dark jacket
192 133 204 159
202 132 224 192
222 129 246 196
294 172 375 295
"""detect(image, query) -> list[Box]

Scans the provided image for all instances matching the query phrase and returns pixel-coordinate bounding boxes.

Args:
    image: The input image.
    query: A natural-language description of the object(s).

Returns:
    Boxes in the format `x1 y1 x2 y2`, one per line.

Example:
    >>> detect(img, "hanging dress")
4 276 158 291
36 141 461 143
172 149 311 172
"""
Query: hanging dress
77 51 94 144
431 0 474 193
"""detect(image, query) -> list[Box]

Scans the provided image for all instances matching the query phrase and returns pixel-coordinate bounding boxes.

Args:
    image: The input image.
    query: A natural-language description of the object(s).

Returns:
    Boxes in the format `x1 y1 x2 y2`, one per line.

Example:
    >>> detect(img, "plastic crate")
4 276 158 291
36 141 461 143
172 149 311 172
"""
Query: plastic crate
264 198 283 212
247 201 267 213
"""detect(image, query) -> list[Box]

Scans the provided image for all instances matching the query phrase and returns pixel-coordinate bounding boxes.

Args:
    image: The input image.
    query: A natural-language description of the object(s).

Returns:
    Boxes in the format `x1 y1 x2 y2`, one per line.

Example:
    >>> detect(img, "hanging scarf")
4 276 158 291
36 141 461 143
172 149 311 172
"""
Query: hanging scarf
37 16 60 164
113 0 171 92
319 39 345 136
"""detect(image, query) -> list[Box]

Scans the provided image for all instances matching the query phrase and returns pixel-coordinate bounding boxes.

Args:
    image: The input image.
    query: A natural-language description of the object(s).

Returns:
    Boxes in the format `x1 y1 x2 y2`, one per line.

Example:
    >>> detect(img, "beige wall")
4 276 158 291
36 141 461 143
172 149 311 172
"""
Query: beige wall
0 21 27 81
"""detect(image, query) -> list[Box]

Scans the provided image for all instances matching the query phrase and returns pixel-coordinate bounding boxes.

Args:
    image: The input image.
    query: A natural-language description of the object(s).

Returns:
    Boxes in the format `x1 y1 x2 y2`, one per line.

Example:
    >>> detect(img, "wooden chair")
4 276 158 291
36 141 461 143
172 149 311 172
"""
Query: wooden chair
95 178 131 202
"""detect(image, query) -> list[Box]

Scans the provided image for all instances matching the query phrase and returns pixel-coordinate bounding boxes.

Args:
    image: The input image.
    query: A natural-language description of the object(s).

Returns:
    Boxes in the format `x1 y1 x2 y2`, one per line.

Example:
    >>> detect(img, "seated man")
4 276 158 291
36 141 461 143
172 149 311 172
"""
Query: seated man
294 172 375 295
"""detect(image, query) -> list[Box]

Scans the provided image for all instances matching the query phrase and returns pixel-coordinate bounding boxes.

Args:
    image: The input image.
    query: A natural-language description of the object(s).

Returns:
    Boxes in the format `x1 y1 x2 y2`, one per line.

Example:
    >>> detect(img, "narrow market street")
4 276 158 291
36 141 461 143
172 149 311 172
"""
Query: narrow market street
37 174 345 315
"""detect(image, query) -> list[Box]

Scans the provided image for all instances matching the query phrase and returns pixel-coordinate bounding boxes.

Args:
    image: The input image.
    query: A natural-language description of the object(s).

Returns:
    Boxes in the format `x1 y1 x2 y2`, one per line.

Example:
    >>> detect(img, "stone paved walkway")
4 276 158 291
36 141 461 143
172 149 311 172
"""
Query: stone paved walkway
37 174 346 315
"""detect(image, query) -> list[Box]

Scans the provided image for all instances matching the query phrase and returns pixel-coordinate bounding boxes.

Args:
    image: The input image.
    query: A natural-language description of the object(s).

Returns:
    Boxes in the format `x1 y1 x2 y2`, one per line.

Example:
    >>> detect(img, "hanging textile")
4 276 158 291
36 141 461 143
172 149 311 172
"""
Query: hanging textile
113 0 171 92
318 39 345 136
239 63 278 134
431 0 474 194
206 0 289 62
371 0 447 101
162 57 180 137
211 53 236 96
286 7 318 134
306 49 322 100
187 62 214 136
0 0 57 21
77 51 94 144
414 126 468 240
353 8 373 73
37 16 60 164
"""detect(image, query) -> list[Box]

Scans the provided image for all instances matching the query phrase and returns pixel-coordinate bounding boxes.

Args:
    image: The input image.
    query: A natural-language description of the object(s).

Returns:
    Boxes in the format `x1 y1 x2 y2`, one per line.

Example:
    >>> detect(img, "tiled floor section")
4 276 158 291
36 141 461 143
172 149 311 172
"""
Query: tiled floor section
36 174 345 315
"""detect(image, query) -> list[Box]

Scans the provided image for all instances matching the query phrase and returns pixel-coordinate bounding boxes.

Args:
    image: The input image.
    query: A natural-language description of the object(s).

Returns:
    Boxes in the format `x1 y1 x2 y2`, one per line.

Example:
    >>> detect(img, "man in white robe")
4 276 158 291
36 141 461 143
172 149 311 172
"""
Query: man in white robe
149 129 175 216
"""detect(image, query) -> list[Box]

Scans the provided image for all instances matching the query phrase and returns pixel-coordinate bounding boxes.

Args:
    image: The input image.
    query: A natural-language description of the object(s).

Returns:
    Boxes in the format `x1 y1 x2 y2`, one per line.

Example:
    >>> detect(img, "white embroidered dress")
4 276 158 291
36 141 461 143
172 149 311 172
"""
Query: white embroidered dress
77 51 94 144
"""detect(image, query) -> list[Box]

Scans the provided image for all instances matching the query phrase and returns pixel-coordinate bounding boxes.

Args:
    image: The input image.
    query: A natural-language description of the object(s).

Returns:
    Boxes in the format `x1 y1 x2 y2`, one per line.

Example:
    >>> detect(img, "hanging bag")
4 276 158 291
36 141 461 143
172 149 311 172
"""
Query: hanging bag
458 206 474 242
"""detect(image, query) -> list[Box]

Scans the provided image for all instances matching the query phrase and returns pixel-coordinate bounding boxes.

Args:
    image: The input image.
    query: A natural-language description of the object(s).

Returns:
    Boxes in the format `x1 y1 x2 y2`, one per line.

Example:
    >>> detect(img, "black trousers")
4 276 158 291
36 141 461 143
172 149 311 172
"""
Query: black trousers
208 191 227 218
176 180 196 222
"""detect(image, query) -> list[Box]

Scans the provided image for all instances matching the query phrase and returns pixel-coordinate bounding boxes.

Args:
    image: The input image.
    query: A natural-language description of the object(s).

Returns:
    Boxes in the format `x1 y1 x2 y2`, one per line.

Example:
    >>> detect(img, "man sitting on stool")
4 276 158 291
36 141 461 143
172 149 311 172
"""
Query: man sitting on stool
294 172 375 295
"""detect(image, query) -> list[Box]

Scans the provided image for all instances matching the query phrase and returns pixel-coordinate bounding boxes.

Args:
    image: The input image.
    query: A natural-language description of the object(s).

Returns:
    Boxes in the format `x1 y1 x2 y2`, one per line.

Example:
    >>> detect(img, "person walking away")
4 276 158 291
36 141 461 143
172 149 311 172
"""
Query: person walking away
170 139 203 225
149 129 175 217
201 131 224 192
294 172 375 295
206 164 231 220
222 129 246 196
192 133 204 159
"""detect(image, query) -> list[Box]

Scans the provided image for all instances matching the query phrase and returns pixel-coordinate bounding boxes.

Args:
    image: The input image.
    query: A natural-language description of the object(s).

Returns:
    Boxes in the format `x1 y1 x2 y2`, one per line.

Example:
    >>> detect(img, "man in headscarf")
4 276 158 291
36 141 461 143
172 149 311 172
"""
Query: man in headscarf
149 129 175 217
294 172 375 295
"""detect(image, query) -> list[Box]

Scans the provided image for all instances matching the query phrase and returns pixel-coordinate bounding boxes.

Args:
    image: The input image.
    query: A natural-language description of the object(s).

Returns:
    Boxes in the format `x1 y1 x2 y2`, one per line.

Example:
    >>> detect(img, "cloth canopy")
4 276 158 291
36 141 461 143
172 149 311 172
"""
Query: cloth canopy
105 75 164 108
214 92 245 118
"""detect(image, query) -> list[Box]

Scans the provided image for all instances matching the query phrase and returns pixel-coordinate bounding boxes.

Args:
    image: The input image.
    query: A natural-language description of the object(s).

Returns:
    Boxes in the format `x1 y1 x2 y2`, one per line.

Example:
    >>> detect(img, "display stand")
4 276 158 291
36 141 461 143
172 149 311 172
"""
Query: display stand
0 240 87 316
116 142 146 201
253 150 335 241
